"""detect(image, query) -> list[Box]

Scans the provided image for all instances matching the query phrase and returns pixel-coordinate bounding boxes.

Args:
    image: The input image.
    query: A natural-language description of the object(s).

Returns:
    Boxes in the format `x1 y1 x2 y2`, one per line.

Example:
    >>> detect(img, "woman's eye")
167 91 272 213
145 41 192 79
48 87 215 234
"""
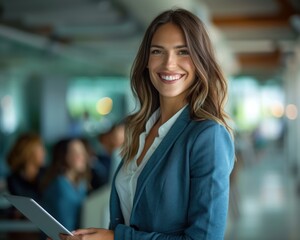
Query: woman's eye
150 49 161 54
178 50 189 55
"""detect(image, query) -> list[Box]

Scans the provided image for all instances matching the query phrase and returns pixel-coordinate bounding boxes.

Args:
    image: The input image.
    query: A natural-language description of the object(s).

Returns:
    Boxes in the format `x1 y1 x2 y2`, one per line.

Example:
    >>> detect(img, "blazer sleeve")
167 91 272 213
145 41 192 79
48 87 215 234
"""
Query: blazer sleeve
113 123 235 240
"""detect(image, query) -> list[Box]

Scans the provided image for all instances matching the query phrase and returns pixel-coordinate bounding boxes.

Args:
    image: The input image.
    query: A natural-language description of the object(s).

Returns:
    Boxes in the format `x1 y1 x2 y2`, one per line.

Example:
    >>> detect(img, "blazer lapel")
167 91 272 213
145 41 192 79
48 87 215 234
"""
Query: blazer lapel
131 106 191 215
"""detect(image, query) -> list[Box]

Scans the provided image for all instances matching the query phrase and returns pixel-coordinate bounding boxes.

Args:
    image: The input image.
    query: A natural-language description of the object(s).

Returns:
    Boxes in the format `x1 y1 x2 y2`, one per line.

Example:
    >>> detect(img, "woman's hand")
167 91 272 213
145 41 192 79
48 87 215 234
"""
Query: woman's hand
59 228 114 240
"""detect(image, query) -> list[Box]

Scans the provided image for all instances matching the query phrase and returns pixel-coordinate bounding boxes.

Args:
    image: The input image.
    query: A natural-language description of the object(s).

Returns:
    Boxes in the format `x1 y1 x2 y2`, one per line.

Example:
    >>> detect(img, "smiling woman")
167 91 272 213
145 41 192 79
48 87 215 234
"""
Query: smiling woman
148 23 196 101
56 8 235 240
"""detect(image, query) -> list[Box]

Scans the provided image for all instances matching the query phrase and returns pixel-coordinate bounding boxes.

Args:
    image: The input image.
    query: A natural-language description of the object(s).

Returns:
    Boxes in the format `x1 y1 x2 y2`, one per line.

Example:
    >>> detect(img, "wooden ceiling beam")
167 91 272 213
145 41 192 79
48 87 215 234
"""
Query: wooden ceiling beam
213 17 289 28
212 0 298 28
236 50 281 68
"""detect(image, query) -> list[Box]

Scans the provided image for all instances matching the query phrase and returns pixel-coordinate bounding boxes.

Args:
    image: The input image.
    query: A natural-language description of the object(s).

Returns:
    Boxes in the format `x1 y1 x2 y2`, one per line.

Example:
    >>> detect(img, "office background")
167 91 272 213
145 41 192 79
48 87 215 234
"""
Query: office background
0 0 300 239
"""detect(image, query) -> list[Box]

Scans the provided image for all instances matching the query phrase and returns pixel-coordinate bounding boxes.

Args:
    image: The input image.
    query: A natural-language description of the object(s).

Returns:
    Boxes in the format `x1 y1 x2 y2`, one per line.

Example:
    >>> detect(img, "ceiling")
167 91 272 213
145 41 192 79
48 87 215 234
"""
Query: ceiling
0 0 299 79
0 0 143 76
202 0 300 79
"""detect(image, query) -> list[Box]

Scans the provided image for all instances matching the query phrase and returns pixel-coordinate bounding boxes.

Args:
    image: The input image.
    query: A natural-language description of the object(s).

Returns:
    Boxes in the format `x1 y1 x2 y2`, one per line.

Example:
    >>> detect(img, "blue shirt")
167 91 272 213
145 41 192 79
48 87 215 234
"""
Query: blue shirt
42 175 87 231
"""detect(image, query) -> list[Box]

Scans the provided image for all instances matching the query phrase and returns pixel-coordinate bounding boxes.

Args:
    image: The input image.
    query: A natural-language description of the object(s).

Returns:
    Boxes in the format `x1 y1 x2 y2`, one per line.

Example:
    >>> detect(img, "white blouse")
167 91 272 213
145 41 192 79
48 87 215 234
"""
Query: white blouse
115 105 187 225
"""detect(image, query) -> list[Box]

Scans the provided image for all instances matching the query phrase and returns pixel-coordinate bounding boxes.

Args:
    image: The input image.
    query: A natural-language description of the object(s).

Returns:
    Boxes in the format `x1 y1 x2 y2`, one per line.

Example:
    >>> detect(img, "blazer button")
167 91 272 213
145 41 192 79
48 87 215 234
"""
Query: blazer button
130 224 139 231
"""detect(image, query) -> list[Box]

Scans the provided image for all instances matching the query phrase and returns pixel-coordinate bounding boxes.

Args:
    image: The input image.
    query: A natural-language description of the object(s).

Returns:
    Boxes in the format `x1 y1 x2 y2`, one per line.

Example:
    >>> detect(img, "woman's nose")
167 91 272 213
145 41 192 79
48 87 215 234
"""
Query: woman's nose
163 52 177 68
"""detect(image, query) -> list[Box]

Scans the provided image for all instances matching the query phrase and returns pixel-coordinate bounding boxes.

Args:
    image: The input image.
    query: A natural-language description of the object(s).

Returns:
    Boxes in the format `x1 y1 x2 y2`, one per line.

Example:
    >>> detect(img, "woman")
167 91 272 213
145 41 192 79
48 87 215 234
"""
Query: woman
6 133 45 201
59 8 234 240
41 138 90 231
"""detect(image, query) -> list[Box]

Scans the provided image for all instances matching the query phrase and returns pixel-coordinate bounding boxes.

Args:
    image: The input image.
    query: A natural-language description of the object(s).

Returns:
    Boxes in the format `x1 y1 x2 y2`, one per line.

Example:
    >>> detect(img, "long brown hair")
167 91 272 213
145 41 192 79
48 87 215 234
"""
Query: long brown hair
122 8 233 163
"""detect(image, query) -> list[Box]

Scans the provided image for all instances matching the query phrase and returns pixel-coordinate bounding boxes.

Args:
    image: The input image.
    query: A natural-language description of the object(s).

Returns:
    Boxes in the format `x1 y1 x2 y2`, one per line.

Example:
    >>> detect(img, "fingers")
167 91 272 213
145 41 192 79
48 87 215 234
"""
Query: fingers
72 228 98 235
59 228 111 240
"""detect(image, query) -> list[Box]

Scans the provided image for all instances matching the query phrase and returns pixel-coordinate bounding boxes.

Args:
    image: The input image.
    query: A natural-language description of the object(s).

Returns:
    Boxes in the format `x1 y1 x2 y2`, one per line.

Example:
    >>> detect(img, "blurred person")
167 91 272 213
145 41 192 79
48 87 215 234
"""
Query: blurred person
40 138 90 231
57 8 234 240
80 124 125 230
6 132 45 201
90 123 125 190
78 137 106 193
97 122 125 172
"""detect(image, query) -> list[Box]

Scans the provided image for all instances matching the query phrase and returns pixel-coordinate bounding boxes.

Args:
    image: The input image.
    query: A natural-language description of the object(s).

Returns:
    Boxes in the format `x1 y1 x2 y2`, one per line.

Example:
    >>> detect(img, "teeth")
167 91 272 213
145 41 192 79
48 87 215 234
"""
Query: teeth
160 74 182 81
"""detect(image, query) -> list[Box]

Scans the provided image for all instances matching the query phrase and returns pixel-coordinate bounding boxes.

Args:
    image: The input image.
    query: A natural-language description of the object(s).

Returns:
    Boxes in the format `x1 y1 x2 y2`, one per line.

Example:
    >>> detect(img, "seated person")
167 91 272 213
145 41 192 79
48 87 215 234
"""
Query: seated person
40 138 90 231
6 132 45 202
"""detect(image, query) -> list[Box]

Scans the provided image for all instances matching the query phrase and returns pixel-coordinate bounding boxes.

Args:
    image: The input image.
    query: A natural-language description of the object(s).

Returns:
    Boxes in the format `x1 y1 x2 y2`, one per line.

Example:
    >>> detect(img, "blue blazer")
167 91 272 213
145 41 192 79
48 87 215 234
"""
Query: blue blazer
109 107 234 240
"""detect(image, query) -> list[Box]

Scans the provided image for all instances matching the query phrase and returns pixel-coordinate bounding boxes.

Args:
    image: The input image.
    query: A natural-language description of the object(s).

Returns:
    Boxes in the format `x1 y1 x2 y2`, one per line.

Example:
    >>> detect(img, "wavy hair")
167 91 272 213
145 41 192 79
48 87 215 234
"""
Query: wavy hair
122 8 233 163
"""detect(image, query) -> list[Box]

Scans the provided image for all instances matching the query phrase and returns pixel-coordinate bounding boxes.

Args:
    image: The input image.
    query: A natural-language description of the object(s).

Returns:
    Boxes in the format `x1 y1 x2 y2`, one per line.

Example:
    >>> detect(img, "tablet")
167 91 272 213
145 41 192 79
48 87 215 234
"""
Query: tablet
3 194 73 240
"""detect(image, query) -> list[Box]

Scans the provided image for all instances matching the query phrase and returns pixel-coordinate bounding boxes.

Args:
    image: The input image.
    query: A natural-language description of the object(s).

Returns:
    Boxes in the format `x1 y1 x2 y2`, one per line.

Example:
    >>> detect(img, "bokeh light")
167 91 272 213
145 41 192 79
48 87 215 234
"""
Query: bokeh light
285 104 298 120
96 97 113 115
270 102 284 118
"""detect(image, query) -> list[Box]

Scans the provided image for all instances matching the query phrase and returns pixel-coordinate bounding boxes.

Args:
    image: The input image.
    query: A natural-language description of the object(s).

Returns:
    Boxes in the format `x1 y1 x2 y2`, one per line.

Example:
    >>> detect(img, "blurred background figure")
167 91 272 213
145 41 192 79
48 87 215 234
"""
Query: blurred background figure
81 122 125 229
90 122 125 191
40 138 90 231
4 133 46 240
6 133 45 201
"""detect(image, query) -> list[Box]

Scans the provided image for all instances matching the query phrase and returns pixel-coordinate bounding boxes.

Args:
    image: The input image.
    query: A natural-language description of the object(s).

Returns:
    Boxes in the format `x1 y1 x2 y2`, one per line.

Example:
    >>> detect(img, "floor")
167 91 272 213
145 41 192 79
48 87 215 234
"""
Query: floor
225 141 300 240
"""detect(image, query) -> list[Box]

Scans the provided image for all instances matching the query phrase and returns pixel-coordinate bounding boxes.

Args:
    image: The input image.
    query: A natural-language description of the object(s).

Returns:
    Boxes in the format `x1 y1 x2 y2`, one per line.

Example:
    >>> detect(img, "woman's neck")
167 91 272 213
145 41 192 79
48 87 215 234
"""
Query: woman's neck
159 96 187 125
65 169 78 184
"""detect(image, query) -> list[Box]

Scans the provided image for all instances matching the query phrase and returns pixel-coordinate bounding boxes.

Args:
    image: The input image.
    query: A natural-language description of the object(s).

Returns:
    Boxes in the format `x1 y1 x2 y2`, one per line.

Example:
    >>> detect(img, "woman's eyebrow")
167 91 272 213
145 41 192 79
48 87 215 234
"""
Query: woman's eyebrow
174 45 188 49
150 45 188 49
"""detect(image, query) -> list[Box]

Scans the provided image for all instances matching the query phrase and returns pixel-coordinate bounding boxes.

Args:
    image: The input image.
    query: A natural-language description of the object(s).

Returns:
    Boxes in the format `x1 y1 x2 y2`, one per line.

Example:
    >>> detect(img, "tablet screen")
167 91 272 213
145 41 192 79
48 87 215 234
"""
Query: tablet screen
3 194 73 240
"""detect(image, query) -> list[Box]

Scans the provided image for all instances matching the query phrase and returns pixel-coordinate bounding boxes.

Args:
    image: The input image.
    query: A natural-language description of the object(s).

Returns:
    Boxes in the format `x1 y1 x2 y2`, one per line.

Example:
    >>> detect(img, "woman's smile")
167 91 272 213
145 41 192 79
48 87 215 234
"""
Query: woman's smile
157 72 185 84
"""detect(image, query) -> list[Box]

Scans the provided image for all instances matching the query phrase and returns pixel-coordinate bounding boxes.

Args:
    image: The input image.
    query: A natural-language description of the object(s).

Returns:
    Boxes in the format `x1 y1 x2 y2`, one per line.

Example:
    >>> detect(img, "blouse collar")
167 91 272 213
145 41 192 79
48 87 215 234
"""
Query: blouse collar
145 104 188 139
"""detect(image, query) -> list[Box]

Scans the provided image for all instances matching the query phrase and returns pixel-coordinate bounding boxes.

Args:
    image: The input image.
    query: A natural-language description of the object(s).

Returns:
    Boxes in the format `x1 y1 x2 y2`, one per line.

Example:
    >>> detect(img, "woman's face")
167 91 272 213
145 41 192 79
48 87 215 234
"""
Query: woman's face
25 143 45 180
66 140 87 173
32 144 45 167
148 23 196 102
